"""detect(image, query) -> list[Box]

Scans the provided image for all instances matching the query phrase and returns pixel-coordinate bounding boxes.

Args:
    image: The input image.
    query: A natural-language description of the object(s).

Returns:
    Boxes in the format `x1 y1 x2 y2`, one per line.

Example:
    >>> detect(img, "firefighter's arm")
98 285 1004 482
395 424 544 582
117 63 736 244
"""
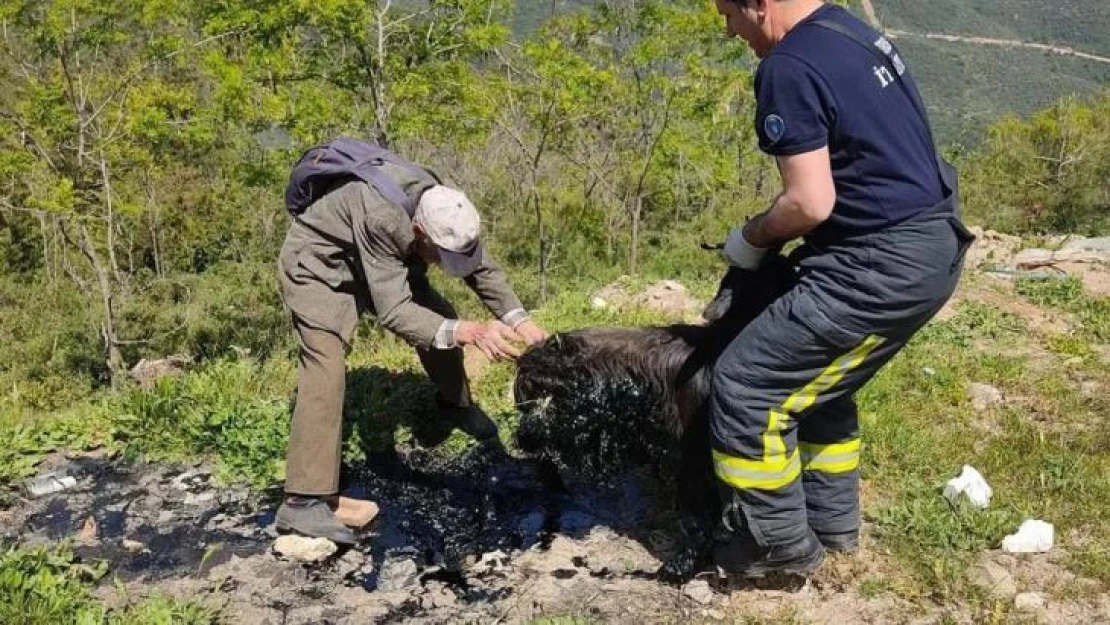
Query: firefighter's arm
724 148 835 268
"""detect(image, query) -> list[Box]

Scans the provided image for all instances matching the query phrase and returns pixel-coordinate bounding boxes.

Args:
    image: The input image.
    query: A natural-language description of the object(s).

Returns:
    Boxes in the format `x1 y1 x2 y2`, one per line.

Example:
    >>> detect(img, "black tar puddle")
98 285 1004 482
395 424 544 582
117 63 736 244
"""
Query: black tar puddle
3 444 694 620
346 442 657 588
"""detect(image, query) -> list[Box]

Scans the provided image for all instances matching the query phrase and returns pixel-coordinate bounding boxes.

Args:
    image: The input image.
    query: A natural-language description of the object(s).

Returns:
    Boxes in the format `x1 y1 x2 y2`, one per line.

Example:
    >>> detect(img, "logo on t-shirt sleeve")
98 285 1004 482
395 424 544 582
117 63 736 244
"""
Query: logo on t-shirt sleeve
763 114 786 144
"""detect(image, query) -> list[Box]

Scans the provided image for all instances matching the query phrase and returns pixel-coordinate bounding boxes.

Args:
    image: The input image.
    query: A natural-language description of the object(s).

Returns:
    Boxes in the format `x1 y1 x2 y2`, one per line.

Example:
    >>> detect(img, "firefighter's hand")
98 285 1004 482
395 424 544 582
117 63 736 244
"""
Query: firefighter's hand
456 320 522 361
514 320 549 347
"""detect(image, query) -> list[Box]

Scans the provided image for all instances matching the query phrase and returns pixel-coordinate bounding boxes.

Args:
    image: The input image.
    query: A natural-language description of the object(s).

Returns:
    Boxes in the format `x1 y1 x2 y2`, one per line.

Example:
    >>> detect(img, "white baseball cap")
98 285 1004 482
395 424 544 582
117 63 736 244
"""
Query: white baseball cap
414 185 483 277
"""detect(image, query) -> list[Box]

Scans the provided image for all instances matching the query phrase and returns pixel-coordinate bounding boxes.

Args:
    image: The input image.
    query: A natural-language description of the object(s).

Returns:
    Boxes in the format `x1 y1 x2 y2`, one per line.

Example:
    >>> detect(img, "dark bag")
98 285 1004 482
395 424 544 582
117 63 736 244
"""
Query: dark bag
284 138 438 217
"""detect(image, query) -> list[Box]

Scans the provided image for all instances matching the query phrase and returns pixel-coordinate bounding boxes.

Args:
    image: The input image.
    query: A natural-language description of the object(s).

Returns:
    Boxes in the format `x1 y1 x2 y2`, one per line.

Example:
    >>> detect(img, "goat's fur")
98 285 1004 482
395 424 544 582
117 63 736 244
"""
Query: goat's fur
513 258 794 516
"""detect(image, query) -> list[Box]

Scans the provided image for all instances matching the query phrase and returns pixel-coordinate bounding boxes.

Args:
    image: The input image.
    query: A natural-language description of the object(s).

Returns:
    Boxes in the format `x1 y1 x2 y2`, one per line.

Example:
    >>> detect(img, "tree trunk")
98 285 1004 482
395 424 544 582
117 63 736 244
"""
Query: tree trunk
77 223 124 382
630 195 641 275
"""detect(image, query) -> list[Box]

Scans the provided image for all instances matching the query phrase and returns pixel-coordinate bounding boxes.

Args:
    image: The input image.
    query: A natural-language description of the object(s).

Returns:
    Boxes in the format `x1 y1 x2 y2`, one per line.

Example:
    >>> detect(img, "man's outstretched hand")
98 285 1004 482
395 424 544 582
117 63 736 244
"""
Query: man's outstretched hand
456 320 523 361
514 320 549 347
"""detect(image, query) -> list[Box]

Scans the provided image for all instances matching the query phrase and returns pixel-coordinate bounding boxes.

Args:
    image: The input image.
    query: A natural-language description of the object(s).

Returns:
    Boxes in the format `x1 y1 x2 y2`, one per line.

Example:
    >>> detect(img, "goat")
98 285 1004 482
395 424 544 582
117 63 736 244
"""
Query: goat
513 257 794 520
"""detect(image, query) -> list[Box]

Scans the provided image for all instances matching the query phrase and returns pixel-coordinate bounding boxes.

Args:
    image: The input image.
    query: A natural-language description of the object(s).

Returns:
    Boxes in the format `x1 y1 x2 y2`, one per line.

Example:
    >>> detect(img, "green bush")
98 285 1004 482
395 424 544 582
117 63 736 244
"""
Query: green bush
0 545 107 625
0 545 221 625
108 359 293 487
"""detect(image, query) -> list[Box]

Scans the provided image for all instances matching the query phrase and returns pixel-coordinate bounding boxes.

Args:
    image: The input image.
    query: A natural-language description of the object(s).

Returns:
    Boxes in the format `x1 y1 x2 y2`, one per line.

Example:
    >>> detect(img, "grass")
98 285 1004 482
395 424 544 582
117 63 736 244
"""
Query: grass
0 544 221 625
860 292 1110 602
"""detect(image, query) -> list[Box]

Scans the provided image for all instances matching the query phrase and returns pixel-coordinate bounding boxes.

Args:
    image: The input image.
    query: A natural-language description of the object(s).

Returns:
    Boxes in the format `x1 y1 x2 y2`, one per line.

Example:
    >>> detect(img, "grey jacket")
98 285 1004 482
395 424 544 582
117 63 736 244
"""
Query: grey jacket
278 163 525 347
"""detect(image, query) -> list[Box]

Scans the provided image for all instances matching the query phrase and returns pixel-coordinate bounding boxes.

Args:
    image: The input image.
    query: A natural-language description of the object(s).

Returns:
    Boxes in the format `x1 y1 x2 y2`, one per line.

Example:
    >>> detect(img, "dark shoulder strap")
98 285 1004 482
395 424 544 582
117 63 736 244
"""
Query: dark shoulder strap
808 19 957 195
808 20 934 145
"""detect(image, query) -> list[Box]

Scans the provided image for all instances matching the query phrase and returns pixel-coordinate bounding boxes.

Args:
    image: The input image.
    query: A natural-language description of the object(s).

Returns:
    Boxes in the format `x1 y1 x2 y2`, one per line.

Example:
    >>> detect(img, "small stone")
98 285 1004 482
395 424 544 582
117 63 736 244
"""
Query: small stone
377 558 420 592
335 548 365 579
968 383 1004 411
273 535 338 563
591 296 608 309
706 609 725 620
76 517 98 543
923 367 937 376
683 579 715 605
121 539 146 553
420 582 458 609
184 491 217 506
156 510 174 524
1014 592 1046 611
968 561 1017 600
476 550 510 575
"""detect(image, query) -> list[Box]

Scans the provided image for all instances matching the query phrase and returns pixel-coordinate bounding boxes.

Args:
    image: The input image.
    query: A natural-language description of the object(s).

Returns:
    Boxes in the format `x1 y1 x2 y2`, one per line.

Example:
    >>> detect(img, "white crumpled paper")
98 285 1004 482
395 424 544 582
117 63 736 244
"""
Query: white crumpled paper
943 465 992 509
1002 519 1054 553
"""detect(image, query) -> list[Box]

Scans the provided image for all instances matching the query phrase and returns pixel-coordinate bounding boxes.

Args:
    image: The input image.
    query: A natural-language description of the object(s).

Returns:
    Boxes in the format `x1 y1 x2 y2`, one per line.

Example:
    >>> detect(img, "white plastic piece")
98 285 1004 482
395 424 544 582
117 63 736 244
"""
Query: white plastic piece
943 465 992 509
1001 520 1054 554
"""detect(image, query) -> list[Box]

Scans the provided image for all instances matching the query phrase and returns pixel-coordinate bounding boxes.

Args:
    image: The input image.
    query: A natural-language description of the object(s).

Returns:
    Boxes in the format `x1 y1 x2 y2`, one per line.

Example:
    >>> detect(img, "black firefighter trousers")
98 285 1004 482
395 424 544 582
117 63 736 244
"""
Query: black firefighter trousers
709 206 973 547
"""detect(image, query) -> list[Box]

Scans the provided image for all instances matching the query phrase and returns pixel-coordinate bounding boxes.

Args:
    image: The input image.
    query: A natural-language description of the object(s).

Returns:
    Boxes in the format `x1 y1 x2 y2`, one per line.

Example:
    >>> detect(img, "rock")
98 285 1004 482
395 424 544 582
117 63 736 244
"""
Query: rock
1014 591 1046 611
968 383 1004 411
1059 236 1110 256
965 228 1023 269
633 280 702 317
184 491 217 506
420 582 458 609
273 535 338 563
171 470 210 491
590 277 702 317
1012 242 1110 269
515 535 582 574
129 355 191 388
121 539 146 553
683 579 715 605
968 560 1018 600
475 550 511 576
76 517 98 544
377 558 420 592
334 548 366 579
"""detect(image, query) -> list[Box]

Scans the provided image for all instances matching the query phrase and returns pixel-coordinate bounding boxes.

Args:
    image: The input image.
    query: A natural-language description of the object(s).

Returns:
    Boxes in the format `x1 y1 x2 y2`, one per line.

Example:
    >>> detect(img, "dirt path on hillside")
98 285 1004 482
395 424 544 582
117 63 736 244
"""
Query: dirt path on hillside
859 0 1110 65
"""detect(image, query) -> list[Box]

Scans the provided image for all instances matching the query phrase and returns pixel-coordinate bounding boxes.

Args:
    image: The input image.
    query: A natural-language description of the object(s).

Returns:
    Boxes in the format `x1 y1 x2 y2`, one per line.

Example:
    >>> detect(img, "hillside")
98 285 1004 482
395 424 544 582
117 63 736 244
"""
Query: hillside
865 0 1110 144
514 0 1110 144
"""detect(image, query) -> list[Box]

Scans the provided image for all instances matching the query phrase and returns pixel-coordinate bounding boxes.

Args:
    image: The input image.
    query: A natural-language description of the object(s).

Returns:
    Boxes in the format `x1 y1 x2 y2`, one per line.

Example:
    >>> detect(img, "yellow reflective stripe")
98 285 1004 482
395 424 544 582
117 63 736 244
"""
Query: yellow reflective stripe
801 439 861 474
714 335 883 492
782 335 886 414
764 409 789 461
714 449 802 490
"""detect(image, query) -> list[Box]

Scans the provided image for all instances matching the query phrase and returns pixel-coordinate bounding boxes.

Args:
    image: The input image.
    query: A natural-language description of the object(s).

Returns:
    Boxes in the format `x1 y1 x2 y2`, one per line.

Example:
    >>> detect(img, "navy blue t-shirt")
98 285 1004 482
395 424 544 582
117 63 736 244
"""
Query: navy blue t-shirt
754 4 944 243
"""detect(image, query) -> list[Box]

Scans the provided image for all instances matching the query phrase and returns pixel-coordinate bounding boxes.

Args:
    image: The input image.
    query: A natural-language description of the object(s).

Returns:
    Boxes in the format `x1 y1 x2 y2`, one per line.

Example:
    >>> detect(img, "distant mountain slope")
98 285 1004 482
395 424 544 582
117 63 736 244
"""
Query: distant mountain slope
870 0 1109 57
866 0 1110 144
511 0 1109 145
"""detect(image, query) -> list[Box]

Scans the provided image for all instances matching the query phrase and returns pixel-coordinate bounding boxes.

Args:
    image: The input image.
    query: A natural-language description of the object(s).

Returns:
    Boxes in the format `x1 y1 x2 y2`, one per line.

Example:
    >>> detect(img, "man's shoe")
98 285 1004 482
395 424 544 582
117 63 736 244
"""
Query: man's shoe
276 497 358 545
815 530 859 554
714 528 825 578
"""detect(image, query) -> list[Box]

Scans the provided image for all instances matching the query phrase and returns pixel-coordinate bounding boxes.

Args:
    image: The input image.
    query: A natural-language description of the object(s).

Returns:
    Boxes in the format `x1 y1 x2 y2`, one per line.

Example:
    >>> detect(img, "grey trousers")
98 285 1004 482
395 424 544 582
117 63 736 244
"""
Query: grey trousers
284 285 469 496
709 207 972 546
